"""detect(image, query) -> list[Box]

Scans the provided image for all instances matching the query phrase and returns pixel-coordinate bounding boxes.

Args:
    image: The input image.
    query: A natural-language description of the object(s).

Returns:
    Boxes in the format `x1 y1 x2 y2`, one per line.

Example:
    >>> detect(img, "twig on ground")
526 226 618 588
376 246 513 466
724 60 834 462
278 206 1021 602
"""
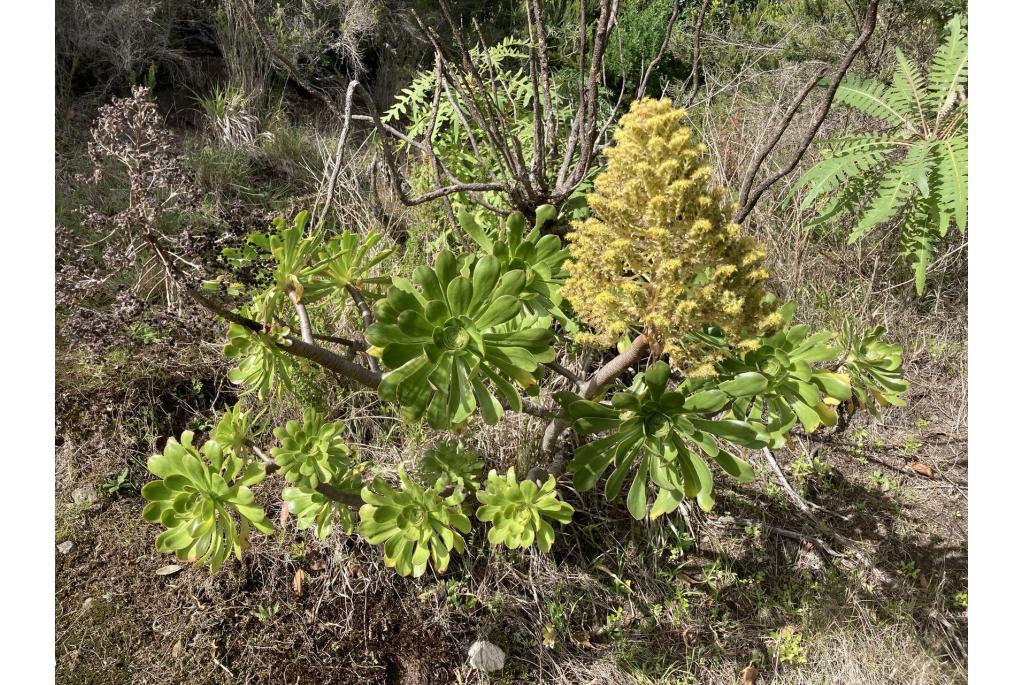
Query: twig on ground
761 447 850 521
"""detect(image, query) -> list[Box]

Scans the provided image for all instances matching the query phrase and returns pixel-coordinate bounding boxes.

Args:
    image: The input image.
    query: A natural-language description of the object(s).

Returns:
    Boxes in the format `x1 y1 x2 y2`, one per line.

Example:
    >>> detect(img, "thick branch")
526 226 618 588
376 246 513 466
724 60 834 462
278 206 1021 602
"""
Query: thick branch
733 0 879 224
314 482 364 509
540 333 651 468
293 301 314 344
140 227 383 389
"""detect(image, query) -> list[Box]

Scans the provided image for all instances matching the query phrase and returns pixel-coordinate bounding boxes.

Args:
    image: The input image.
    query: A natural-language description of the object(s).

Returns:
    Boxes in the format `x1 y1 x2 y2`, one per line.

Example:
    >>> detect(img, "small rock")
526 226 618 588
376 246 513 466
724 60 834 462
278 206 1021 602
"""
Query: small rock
57 540 76 555
72 485 100 505
468 640 505 672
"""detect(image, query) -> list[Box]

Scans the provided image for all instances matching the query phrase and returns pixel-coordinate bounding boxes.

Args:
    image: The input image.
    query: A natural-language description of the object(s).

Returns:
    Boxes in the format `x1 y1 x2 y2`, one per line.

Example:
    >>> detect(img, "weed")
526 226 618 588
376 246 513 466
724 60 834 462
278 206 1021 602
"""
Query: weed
102 467 130 495
869 470 898 492
902 436 924 456
197 84 264 147
789 453 831 492
444 578 478 612
897 560 921 580
126 321 168 345
254 602 280 623
601 606 626 641
769 627 808 665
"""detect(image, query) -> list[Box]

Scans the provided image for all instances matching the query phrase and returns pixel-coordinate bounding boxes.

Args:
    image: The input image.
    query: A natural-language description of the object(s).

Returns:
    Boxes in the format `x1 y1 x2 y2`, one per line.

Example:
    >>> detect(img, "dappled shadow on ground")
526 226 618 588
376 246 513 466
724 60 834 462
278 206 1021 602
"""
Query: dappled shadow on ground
56 360 967 685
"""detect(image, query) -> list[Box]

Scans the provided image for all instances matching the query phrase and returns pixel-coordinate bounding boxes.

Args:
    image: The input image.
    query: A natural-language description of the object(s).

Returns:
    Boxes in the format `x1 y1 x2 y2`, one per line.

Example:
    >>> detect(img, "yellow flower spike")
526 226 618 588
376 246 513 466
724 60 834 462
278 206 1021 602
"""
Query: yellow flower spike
563 98 778 374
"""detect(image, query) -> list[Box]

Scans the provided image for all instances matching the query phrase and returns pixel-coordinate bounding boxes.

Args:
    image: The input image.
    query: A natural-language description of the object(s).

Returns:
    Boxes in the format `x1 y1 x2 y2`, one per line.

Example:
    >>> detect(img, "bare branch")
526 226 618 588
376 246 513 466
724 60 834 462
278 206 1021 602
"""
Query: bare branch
314 482 364 508
540 333 651 466
140 228 383 389
733 0 879 224
637 0 682 98
543 360 584 385
311 332 367 351
345 283 379 372
682 0 712 107
314 80 359 225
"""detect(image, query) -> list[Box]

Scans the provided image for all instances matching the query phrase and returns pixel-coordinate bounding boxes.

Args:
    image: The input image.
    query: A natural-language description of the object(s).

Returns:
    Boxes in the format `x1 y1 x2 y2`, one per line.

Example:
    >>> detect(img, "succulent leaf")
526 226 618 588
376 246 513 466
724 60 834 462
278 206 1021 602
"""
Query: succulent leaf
367 251 555 429
459 208 572 325
418 441 484 492
142 431 273 572
838 323 909 415
475 468 573 552
357 468 471 577
271 409 355 489
565 361 765 518
224 321 296 399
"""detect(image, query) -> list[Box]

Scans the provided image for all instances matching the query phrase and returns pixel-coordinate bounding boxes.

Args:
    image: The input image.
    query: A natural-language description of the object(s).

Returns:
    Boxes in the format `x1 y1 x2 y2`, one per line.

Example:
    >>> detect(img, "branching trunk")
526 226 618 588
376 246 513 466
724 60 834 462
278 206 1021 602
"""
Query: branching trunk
733 0 880 224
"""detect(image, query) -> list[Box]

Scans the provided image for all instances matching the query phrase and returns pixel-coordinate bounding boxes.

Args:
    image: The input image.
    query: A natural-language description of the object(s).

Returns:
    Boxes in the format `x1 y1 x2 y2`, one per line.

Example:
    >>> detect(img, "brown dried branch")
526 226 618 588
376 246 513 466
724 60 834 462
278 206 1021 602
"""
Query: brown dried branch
140 227 384 389
345 283 379 372
682 0 712 107
733 0 879 224
637 0 683 98
539 333 651 470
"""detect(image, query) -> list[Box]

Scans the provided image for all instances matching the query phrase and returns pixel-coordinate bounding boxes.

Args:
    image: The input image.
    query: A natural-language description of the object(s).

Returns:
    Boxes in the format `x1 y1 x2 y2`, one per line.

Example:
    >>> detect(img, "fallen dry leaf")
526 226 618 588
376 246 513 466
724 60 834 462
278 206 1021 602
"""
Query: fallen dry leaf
740 664 760 685
569 633 594 649
293 568 305 596
155 564 182 576
910 462 935 478
279 502 290 525
171 640 182 658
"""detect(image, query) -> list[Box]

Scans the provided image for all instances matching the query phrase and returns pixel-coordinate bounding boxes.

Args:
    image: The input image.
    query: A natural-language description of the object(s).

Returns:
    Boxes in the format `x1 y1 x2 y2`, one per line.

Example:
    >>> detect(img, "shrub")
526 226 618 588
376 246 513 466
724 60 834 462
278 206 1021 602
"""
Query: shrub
137 98 908 579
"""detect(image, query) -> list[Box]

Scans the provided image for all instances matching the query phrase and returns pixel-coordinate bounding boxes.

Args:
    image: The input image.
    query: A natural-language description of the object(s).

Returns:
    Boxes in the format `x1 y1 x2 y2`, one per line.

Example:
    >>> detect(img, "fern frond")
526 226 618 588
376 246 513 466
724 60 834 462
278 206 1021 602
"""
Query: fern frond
890 48 929 127
805 176 870 231
834 77 912 128
933 135 968 232
927 14 968 124
902 193 941 295
901 138 933 196
849 142 929 243
792 135 894 208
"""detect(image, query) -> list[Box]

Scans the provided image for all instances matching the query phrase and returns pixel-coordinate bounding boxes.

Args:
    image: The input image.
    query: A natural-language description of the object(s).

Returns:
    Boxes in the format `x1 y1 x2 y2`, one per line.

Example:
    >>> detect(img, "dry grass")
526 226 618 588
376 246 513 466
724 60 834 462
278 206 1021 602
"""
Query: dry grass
55 6 967 683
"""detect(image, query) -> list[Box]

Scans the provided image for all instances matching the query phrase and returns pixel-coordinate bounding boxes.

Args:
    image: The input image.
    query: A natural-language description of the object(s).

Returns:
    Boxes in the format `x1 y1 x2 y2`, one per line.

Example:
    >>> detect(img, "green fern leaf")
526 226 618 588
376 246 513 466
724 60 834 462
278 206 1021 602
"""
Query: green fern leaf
891 48 929 126
901 138 933 197
933 135 968 232
805 177 869 230
793 135 894 208
834 77 912 128
902 194 940 295
927 14 968 123
849 141 929 243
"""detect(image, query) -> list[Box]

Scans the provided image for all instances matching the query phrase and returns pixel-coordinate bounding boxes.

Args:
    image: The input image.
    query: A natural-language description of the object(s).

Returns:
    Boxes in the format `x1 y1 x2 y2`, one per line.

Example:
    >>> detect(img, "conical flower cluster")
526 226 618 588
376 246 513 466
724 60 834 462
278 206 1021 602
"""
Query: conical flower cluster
563 98 779 375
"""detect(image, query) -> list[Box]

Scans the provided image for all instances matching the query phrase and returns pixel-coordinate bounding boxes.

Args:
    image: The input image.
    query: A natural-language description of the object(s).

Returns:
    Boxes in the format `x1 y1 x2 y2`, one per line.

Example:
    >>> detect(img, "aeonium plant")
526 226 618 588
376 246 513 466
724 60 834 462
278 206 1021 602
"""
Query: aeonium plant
139 98 908 579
